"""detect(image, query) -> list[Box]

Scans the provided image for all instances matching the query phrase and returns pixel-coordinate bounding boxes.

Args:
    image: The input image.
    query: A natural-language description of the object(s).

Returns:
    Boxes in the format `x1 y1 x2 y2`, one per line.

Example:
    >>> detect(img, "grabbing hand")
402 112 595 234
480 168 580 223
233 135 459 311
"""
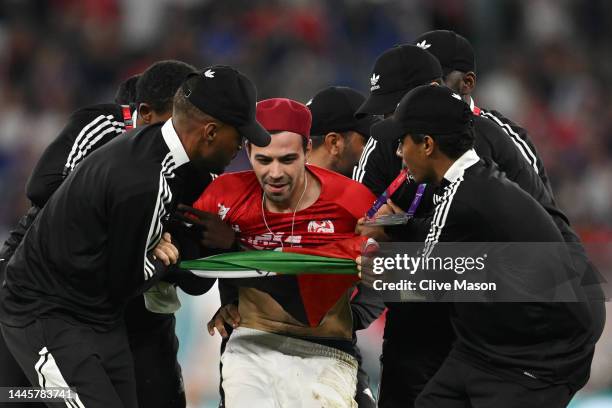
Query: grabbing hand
376 198 404 217
176 204 237 249
357 238 379 288
355 217 389 241
153 232 179 266
207 304 241 338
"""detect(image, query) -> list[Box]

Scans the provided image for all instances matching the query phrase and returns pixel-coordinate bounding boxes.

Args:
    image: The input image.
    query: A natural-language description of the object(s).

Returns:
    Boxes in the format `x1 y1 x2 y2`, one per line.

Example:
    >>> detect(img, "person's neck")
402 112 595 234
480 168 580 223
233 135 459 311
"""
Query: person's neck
264 168 321 213
173 118 198 161
432 155 456 185
307 148 333 171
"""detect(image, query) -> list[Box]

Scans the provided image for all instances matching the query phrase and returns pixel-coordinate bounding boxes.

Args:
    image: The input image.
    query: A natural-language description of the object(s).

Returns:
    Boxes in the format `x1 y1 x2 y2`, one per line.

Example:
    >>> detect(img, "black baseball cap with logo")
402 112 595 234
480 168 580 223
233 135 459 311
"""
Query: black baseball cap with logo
414 30 475 76
372 84 473 142
307 86 379 138
182 65 270 146
355 45 443 119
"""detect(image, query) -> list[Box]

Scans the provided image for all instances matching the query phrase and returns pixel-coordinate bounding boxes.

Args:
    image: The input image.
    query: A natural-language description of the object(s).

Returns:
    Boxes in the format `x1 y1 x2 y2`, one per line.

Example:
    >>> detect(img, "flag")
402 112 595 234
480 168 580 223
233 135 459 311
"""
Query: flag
180 236 370 326
180 250 357 278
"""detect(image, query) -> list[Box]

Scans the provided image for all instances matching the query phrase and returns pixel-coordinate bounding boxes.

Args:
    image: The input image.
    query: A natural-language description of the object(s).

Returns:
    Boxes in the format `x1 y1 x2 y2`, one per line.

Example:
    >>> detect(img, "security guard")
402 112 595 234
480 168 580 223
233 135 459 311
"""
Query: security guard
0 66 270 408
371 84 603 407
353 44 605 407
0 60 208 408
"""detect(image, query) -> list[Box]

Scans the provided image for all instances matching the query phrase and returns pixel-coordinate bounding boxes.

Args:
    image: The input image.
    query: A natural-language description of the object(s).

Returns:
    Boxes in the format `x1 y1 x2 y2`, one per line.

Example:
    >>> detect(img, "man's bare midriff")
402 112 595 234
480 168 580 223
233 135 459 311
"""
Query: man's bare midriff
238 287 354 340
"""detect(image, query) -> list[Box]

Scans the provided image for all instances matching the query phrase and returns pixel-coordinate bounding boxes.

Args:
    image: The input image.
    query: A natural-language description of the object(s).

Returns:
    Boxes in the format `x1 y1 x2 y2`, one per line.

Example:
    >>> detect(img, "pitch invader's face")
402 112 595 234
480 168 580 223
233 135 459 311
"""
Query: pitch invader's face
397 134 435 184
249 131 308 205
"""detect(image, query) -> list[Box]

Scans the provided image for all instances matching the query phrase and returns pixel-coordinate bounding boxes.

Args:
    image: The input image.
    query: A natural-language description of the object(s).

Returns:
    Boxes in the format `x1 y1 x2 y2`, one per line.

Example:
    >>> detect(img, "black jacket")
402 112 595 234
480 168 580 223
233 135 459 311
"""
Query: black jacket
479 108 552 194
354 113 604 334
419 150 600 389
0 120 212 331
0 105 214 334
1 104 130 263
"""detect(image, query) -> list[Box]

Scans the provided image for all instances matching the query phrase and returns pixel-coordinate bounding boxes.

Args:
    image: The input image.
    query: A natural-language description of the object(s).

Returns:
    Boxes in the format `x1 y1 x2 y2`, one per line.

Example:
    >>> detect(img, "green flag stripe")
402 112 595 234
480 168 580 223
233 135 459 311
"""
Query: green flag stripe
180 251 357 275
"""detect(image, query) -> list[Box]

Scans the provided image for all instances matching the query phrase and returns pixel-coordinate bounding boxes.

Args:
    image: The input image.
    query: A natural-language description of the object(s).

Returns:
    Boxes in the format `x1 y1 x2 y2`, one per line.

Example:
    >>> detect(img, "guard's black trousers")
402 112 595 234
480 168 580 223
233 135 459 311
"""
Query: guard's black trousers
128 316 185 408
378 304 455 408
0 257 46 408
1 318 137 408
415 351 575 408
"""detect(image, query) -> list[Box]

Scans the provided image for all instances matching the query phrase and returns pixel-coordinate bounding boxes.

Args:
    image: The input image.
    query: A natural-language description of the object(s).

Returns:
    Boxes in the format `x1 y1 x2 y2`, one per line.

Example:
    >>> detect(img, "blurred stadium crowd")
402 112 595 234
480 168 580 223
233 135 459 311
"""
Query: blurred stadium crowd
0 0 610 407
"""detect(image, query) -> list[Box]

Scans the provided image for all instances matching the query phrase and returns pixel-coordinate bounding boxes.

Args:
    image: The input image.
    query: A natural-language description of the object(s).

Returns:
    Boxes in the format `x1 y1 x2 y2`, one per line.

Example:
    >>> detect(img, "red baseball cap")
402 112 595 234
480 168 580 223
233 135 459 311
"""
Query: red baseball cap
256 98 312 141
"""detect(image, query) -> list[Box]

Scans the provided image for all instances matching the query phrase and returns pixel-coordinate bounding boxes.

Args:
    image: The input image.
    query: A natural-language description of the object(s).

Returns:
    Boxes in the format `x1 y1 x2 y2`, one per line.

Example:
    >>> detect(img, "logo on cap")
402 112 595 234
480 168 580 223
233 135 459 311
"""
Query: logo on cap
204 69 215 78
451 93 462 101
370 73 380 91
416 40 432 50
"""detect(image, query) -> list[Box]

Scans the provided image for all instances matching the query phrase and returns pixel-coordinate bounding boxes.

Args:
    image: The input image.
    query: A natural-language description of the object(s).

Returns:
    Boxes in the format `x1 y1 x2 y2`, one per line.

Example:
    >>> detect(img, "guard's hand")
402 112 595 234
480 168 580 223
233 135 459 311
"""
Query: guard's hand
375 199 404 217
176 204 237 249
153 233 179 266
207 304 241 338
357 255 377 288
357 238 379 288
355 217 389 241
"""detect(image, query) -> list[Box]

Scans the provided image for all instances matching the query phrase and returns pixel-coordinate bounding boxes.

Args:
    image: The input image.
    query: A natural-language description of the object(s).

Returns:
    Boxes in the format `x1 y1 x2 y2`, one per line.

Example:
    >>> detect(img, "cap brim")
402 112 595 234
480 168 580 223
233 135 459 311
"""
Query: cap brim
354 89 409 119
237 120 271 147
370 118 406 142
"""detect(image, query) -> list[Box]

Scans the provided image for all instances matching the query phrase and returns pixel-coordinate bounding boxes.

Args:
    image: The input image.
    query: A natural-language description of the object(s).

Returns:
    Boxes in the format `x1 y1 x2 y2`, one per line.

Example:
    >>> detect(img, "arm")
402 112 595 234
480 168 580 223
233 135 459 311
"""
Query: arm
0 206 40 262
474 117 570 227
353 137 401 196
27 105 124 207
206 280 241 338
163 176 239 295
351 283 385 331
106 171 177 300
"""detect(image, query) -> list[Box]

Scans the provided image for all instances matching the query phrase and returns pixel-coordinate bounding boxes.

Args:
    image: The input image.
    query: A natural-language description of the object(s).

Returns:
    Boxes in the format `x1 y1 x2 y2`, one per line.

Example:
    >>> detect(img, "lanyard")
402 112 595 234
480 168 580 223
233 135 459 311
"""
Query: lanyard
366 168 426 219
366 169 407 218
406 183 426 217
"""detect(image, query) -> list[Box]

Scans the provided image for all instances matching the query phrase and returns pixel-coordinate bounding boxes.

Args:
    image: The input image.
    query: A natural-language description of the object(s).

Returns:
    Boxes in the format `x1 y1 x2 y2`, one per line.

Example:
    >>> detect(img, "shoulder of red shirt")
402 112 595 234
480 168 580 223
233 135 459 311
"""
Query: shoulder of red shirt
192 170 258 210
307 164 376 217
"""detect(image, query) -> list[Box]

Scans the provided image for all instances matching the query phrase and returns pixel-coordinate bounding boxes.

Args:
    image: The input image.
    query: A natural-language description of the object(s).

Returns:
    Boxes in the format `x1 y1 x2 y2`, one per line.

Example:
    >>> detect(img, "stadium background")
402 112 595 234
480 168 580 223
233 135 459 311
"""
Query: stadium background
0 0 610 406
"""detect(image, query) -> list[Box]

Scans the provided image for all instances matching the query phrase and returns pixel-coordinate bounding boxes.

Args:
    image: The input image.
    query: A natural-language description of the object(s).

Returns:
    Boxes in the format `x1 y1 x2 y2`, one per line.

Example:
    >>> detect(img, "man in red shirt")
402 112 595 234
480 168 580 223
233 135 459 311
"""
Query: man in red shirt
185 98 375 407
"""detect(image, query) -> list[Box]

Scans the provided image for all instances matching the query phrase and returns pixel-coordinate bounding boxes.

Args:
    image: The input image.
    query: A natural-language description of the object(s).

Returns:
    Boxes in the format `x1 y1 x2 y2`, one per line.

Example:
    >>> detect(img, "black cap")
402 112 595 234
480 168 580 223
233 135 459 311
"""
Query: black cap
372 85 473 142
182 65 270 147
414 30 475 76
307 86 379 138
355 45 442 119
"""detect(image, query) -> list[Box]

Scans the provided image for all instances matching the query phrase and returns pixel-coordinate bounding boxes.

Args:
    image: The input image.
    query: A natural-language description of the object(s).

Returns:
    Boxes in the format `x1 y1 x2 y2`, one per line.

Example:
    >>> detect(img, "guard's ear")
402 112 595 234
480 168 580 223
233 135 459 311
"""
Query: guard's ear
462 72 476 94
324 132 343 156
138 103 154 125
202 121 220 142
423 135 435 156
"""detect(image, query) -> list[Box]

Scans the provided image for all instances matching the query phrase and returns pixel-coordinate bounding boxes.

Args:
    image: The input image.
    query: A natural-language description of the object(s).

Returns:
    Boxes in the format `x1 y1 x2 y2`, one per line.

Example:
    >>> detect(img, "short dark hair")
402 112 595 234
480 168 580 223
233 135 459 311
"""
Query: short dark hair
136 60 196 114
114 74 140 105
408 129 474 159
173 77 212 122
310 131 352 150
